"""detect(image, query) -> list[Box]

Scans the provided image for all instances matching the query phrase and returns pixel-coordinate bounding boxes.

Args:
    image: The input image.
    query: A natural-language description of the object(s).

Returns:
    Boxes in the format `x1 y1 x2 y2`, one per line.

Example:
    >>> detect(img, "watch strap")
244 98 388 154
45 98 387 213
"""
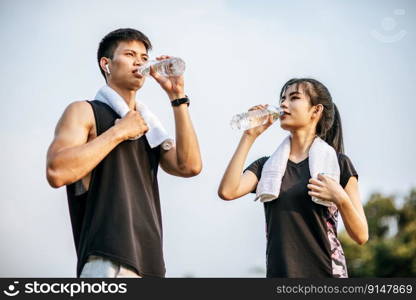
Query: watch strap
171 96 190 107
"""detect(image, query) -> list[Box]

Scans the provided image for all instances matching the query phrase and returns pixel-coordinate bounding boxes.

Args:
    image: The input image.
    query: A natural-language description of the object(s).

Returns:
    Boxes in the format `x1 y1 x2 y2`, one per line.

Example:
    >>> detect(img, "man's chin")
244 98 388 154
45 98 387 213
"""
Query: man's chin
128 80 144 91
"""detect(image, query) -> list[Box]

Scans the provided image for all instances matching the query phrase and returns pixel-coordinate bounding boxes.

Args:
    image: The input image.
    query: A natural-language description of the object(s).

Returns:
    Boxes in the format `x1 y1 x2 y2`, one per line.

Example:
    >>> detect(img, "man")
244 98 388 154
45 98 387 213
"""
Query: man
46 28 202 278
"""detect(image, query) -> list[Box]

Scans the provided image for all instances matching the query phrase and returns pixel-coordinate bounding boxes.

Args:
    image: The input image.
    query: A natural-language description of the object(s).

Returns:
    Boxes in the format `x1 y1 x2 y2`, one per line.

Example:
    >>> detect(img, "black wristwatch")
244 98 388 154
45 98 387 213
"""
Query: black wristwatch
171 96 190 107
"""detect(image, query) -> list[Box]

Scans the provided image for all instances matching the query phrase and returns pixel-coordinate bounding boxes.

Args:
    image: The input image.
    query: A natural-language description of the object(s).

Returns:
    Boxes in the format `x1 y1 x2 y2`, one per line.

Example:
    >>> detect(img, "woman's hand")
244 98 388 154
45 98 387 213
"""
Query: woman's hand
243 105 274 139
307 173 349 207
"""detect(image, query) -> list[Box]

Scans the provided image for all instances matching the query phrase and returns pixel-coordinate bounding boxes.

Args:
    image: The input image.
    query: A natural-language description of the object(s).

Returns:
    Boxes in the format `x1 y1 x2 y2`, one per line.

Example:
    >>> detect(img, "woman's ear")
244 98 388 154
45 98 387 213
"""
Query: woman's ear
315 104 324 115
311 104 324 120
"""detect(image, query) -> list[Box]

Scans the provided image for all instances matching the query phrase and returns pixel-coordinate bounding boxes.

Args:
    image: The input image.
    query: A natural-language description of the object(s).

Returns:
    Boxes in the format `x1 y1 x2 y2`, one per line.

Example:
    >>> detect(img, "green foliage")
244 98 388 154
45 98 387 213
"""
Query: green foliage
339 188 416 277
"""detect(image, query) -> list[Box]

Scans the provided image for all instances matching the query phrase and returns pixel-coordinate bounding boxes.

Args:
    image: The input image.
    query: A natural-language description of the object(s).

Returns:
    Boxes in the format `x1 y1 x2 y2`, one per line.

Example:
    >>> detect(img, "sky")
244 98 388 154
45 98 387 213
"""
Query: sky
0 0 415 277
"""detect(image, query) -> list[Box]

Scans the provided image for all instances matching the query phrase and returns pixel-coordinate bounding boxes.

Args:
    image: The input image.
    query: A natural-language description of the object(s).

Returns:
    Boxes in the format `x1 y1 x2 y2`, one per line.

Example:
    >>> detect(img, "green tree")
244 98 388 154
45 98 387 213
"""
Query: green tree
339 188 416 277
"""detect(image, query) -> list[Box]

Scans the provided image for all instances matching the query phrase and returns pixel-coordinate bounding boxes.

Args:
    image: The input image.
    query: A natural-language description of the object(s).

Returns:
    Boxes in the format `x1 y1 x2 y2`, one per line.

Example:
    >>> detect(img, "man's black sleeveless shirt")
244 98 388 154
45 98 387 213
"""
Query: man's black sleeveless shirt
66 100 165 277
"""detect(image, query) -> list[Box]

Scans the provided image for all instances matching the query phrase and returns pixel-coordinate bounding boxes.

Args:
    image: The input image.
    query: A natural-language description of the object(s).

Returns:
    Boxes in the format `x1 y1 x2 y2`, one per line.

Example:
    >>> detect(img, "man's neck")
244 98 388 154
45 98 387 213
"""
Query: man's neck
108 82 137 111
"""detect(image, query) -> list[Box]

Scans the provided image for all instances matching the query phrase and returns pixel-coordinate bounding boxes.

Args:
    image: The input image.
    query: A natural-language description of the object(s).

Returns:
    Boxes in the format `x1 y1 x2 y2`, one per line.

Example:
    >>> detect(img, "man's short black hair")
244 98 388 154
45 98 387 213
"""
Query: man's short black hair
97 28 152 79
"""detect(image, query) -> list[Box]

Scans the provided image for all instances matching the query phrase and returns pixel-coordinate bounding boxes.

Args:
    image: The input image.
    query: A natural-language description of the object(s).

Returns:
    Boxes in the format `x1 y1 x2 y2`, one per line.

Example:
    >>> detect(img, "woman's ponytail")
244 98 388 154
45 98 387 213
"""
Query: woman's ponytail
323 103 344 153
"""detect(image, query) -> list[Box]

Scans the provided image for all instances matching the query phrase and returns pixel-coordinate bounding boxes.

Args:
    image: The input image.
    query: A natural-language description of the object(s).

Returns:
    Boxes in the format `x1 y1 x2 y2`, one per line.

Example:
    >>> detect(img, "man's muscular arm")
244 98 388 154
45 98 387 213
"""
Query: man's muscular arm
46 101 148 188
150 55 202 178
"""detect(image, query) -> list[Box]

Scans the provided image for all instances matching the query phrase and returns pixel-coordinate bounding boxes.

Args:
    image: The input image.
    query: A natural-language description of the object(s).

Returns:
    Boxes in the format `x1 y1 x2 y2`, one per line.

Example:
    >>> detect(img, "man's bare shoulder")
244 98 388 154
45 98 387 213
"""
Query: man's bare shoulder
52 100 96 138
63 100 95 124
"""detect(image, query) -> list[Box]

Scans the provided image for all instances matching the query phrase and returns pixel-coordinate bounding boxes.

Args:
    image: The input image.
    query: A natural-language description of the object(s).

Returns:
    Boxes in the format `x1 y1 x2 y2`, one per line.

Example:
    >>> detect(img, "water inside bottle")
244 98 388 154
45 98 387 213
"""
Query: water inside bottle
138 57 185 77
230 105 284 130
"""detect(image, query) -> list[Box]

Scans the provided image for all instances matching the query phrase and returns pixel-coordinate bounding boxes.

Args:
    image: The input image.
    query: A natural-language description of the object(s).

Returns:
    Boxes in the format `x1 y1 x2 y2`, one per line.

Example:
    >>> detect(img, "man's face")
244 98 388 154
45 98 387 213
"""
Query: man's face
107 40 149 91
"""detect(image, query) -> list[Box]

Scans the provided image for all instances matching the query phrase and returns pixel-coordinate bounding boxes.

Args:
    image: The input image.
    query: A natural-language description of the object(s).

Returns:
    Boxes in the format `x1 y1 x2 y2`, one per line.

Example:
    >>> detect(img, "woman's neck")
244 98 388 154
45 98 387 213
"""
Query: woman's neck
289 128 317 162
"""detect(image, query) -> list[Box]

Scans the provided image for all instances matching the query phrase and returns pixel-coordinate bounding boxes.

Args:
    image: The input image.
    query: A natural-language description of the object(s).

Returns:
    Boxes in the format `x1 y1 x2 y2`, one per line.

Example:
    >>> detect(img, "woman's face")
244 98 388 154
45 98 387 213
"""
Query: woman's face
279 83 320 132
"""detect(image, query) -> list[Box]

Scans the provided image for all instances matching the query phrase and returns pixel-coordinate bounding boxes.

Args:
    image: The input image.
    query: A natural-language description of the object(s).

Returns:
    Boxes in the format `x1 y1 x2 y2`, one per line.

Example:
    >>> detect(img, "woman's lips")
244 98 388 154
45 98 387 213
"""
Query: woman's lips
280 112 290 119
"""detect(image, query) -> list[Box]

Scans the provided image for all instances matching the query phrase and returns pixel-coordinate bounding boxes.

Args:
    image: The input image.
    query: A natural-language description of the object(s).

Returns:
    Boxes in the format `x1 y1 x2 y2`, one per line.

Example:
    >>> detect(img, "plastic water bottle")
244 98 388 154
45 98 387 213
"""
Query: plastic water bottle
139 57 185 77
230 105 284 130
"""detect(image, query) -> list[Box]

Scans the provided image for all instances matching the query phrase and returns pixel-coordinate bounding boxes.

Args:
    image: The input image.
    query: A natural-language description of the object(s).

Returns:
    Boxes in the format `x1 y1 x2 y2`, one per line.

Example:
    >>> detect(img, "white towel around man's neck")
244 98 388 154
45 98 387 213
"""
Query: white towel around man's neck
255 135 340 207
95 85 173 149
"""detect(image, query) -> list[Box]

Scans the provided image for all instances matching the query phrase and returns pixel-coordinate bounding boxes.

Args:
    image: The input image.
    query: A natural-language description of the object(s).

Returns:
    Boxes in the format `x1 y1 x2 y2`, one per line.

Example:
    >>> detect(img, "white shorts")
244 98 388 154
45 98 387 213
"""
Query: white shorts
80 255 142 278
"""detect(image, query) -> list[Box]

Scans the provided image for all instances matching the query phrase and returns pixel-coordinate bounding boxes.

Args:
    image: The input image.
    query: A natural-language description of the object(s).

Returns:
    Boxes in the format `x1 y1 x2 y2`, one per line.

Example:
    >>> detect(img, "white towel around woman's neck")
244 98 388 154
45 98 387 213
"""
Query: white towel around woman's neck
94 85 173 149
255 135 340 207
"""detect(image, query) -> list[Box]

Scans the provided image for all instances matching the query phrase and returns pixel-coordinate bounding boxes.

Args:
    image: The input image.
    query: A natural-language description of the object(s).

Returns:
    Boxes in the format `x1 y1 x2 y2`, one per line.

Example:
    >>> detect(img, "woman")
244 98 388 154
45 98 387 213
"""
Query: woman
218 78 368 278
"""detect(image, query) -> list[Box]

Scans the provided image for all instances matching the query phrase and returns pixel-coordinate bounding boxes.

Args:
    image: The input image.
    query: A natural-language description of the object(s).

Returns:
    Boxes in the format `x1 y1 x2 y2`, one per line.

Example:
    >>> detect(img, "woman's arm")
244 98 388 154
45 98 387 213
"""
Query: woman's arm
308 174 369 245
218 133 258 200
218 105 273 200
337 176 369 245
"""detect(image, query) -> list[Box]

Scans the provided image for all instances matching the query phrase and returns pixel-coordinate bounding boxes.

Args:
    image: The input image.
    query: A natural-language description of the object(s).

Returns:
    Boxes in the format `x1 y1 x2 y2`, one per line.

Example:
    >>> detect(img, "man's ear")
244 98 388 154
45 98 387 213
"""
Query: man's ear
99 57 110 74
